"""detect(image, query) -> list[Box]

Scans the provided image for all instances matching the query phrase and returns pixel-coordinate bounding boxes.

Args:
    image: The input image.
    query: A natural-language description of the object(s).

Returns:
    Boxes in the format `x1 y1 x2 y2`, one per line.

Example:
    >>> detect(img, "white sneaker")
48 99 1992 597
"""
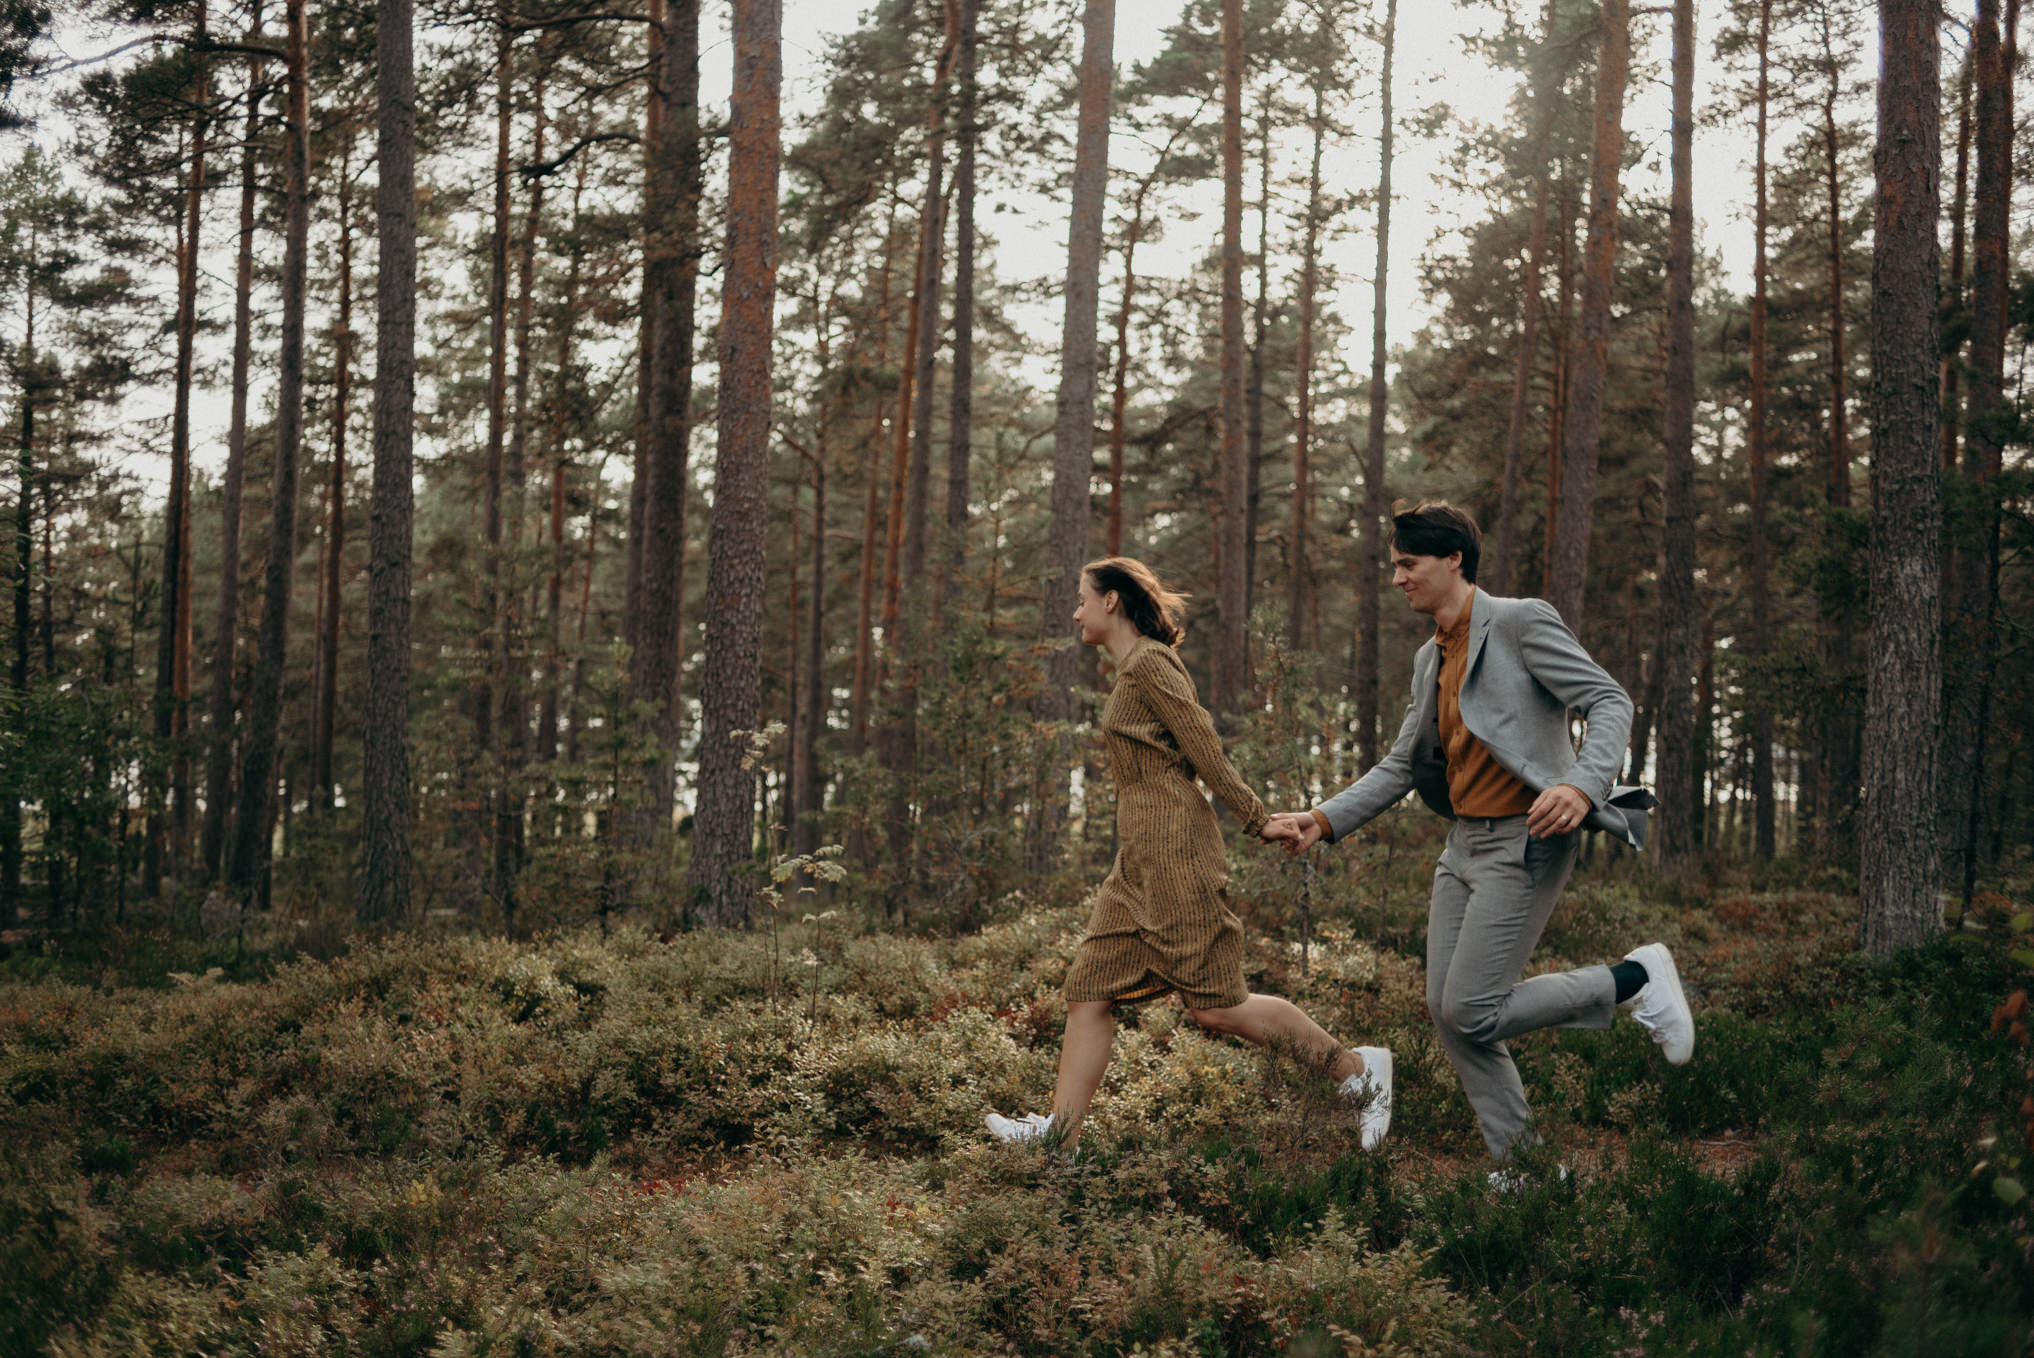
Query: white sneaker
1620 942 1694 1065
1488 1163 1569 1194
1338 1047 1393 1151
984 1111 1054 1144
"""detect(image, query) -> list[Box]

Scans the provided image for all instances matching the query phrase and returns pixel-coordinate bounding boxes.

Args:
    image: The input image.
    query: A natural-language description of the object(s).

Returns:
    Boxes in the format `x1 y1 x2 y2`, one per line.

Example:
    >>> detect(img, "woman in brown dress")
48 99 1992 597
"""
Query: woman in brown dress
985 558 1393 1150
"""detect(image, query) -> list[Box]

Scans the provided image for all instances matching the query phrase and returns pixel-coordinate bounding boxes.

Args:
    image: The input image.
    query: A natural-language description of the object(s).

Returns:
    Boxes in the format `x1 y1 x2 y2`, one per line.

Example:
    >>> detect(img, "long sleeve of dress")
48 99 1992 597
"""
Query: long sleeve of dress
1129 646 1270 838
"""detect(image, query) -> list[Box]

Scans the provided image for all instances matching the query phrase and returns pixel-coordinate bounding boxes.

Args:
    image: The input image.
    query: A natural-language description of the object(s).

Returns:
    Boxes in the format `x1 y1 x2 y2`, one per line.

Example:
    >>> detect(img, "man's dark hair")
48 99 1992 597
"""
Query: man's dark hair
1390 501 1482 583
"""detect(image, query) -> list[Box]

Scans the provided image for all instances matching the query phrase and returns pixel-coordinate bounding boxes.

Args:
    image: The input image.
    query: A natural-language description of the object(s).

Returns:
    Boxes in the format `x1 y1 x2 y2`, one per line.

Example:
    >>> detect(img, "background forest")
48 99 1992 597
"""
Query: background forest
2 0 2033 1351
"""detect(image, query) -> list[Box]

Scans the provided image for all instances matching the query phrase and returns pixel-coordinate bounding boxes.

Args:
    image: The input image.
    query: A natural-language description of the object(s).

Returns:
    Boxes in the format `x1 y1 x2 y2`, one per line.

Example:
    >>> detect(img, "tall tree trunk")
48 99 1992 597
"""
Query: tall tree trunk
795 425 827 858
1355 0 1395 768
494 68 546 924
939 0 977 633
1242 105 1269 632
475 29 512 890
624 0 665 652
1542 187 1575 596
1106 114 1198 560
1860 0 1941 955
1654 0 1698 874
150 24 210 894
1034 0 1113 863
361 0 417 925
1817 23 1856 847
1213 0 1247 721
1290 82 1324 642
312 141 351 813
850 188 898 758
1546 0 1628 630
203 14 262 878
633 0 703 846
540 163 587 767
228 0 309 910
686 0 781 928
2 268 32 909
1490 0 1559 598
885 0 958 874
1745 0 1777 859
1944 0 2015 902
1941 52 1973 486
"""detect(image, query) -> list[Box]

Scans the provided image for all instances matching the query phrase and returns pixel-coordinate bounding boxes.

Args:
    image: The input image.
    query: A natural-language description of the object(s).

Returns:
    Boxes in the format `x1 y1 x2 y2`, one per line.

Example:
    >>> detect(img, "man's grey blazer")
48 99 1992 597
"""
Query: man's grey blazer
1317 591 1656 849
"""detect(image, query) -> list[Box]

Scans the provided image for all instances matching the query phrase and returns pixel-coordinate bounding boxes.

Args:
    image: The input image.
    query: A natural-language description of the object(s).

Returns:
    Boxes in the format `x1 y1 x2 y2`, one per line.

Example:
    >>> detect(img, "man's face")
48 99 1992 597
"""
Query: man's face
1390 548 1463 617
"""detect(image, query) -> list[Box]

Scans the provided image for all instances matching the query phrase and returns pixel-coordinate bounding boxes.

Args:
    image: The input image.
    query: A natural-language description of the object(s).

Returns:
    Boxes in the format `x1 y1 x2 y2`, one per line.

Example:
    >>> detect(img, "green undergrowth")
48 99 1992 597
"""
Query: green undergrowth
4 872 2033 1356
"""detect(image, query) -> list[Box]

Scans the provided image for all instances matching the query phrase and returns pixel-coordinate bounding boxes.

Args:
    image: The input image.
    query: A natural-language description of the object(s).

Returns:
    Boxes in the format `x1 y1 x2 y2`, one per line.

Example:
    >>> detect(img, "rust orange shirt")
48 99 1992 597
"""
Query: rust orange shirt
1435 589 1537 818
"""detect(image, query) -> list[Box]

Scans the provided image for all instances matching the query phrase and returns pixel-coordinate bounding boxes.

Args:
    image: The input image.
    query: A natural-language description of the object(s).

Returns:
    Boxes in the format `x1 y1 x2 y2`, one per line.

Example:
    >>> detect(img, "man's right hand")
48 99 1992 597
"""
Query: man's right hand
1262 811 1327 856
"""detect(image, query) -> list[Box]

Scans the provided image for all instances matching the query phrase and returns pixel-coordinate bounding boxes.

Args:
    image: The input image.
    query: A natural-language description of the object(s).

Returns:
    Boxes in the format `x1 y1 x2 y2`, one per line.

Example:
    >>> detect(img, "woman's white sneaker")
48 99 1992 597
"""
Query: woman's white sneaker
1620 942 1694 1064
1339 1047 1394 1151
985 1111 1054 1143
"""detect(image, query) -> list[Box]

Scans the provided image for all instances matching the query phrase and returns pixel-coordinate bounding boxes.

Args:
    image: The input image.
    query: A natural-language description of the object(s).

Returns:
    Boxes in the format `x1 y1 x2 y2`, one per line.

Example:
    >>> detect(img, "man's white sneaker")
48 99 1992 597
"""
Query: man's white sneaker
1338 1047 1393 1151
1620 942 1695 1065
1488 1163 1568 1194
984 1111 1054 1144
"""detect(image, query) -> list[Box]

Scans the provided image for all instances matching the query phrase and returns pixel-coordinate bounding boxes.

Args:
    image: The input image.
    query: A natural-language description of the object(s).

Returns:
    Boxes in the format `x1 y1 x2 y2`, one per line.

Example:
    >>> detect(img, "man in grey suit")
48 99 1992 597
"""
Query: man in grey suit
1267 502 1693 1177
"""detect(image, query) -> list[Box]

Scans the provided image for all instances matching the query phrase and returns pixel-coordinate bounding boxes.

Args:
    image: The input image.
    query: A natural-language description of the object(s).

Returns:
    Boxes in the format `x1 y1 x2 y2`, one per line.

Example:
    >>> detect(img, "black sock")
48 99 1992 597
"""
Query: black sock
1610 960 1649 1004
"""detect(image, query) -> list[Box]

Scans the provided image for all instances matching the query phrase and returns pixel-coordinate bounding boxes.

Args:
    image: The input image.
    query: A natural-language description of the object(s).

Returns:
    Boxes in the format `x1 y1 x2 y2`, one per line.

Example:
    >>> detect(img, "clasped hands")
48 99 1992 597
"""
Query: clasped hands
1255 784 1594 857
1256 811 1325 856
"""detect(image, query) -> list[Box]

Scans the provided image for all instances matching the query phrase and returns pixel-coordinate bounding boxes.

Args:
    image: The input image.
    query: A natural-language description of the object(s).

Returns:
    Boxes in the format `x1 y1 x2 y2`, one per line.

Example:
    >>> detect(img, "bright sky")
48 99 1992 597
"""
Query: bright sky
18 0 1874 490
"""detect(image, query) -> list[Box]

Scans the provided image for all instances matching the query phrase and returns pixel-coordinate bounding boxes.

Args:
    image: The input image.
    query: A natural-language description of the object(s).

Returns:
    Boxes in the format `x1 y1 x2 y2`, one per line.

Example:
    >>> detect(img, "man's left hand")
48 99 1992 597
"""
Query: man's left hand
1525 784 1592 839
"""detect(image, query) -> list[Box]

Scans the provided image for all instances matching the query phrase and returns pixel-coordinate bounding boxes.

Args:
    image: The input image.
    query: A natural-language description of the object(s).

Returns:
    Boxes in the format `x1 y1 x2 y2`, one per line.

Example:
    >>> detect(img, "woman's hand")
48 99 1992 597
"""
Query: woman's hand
1259 812 1325 855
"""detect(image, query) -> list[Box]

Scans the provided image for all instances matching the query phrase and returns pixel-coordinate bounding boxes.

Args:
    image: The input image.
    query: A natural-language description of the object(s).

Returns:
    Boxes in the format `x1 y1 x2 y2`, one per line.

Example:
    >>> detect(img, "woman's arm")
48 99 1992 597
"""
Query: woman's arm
1131 648 1270 837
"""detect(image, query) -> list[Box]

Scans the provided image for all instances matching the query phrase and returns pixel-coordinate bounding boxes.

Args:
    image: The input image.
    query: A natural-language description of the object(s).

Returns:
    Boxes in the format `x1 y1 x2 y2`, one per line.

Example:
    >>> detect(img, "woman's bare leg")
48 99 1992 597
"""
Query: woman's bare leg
1186 993 1363 1083
1049 999 1116 1141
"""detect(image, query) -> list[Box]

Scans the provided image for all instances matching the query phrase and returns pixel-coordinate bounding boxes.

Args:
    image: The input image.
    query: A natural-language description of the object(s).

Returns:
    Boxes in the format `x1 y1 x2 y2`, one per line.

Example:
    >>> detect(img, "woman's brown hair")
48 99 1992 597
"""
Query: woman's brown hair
1084 557 1189 647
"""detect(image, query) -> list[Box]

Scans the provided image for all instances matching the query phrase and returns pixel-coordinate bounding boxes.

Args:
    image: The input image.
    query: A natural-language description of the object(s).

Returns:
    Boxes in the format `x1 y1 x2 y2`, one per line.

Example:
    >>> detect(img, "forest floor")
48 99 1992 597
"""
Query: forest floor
3 850 2033 1357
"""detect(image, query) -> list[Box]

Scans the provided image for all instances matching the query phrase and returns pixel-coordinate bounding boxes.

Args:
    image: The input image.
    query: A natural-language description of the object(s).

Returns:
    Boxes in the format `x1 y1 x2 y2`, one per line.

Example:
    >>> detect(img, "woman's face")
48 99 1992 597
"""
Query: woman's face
1073 574 1116 646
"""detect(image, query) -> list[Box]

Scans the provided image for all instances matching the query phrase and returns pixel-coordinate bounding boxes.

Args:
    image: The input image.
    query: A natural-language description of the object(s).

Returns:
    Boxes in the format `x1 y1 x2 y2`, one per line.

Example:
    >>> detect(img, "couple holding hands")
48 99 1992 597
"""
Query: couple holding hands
986 503 1693 1177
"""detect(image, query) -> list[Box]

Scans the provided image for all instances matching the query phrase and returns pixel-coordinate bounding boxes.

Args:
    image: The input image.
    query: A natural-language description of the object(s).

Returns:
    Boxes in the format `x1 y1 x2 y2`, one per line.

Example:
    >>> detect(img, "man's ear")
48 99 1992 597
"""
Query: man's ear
1447 551 1464 576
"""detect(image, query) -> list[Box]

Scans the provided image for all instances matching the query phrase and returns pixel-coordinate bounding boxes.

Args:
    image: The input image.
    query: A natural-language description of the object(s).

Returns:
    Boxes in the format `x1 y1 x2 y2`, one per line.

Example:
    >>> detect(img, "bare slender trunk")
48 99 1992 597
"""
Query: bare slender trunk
1746 0 1776 858
1547 0 1628 630
1860 0 1941 954
2 269 32 907
1213 0 1247 721
541 164 587 767
228 0 309 910
1817 23 1856 846
151 25 210 893
850 189 897 758
1654 0 1698 873
885 0 959 875
1034 0 1114 864
624 0 666 649
361 0 417 925
312 143 352 813
1356 0 1395 767
1291 83 1324 642
203 15 262 878
939 0 977 633
1243 106 1269 632
1943 0 2015 899
686 0 782 928
1491 0 1560 598
494 69 546 924
633 0 703 846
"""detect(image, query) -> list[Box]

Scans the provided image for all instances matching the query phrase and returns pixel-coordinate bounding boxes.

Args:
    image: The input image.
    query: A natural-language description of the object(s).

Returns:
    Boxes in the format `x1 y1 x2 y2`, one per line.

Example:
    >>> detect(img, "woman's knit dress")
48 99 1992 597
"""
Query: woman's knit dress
1063 635 1271 1011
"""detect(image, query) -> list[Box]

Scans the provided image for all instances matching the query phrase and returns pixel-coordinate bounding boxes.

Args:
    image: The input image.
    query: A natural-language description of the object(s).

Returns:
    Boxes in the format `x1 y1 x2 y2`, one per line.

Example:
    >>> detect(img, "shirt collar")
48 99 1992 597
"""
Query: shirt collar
1434 586 1477 653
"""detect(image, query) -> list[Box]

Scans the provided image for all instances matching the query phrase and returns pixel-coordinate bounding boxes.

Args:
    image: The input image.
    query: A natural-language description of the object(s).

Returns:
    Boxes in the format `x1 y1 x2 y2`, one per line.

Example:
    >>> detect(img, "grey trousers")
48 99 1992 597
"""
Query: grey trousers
1426 815 1617 1161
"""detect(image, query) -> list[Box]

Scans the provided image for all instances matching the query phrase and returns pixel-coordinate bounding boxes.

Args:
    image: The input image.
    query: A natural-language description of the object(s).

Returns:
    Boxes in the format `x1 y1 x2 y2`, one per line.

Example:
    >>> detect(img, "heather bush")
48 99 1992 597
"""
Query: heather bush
4 874 2033 1355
